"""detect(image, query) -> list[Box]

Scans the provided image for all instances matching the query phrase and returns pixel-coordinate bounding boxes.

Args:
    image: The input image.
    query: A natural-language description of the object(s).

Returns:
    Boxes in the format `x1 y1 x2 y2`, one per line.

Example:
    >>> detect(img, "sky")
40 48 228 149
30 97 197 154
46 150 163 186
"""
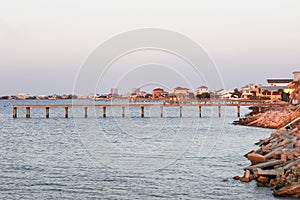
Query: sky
0 0 300 95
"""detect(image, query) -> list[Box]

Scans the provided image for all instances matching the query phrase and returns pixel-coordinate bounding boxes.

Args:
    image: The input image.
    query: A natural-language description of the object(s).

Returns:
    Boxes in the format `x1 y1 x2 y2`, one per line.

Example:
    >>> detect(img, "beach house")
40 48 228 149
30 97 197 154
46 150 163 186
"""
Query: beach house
168 87 190 102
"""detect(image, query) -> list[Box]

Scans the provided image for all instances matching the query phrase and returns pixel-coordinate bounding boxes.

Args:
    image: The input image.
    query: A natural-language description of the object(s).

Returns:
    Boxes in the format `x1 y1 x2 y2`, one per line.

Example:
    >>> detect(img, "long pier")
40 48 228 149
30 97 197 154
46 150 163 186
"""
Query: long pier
12 100 288 118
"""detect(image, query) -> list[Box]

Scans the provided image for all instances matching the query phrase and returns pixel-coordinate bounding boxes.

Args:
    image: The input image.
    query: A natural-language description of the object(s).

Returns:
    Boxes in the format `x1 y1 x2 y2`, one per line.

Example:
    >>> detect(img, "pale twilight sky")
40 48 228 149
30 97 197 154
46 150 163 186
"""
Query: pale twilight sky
0 0 300 95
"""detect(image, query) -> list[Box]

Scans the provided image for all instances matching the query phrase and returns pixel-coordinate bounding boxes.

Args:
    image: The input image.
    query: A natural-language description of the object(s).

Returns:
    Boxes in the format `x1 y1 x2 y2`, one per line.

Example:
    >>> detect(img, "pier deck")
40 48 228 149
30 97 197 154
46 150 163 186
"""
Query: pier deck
12 100 288 118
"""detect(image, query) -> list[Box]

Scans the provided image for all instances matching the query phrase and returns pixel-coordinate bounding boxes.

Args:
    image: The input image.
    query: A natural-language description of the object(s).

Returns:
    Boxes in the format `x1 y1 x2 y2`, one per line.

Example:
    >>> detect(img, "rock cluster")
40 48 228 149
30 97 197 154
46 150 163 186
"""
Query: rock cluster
238 106 293 129
235 127 300 198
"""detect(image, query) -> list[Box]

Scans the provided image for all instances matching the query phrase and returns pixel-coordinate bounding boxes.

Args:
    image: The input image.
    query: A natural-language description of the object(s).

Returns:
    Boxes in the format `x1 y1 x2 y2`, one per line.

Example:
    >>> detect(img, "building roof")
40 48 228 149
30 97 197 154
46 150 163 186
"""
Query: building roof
261 86 288 91
173 87 189 91
267 79 293 84
215 89 225 93
198 86 208 89
153 88 164 91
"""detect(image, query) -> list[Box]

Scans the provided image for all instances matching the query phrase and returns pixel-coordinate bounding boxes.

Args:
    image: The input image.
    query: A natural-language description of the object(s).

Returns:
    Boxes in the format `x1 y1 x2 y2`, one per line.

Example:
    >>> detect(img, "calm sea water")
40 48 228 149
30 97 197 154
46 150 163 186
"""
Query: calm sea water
0 100 281 199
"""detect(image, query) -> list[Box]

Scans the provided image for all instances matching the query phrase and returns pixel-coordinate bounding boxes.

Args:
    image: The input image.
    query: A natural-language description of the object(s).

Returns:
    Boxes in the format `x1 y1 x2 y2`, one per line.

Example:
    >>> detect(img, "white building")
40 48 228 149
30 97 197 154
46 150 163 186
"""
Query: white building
16 93 29 100
293 71 300 81
194 86 209 97
169 87 190 96
169 87 190 101
131 88 140 94
111 88 118 96
215 89 232 99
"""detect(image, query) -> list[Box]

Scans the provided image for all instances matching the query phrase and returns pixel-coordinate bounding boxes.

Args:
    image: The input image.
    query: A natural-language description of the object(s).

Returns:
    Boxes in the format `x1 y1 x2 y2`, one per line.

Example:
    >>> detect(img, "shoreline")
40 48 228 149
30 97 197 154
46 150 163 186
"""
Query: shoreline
235 104 300 198
236 105 297 129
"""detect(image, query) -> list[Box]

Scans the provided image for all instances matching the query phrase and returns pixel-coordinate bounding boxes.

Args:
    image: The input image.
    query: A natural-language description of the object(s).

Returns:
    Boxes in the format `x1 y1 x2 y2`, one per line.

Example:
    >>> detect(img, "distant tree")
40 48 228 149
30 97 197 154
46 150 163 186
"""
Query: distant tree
196 92 210 99
28 96 36 100
278 89 289 102
189 92 195 99
99 95 107 98
0 96 9 99
231 88 242 98
145 94 152 98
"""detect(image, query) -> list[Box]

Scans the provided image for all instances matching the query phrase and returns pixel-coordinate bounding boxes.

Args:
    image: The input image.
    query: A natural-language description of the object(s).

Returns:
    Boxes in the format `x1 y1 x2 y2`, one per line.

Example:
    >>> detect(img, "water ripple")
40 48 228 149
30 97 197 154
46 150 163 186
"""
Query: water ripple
0 100 275 199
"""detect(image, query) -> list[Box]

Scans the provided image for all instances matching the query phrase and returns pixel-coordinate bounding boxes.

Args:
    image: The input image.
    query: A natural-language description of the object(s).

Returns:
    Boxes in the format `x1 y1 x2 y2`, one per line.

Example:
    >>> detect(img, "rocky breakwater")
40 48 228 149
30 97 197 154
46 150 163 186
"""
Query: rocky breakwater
238 105 296 129
235 127 300 198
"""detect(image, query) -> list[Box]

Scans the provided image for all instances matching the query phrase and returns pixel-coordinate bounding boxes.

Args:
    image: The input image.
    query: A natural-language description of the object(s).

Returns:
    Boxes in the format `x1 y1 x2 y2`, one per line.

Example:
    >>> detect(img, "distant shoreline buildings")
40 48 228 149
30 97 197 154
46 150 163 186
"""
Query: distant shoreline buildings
1 71 300 103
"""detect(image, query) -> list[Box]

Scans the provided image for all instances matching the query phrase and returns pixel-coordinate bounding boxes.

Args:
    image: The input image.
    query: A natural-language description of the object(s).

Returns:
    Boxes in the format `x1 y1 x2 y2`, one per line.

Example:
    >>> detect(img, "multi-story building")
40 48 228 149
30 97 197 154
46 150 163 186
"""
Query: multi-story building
194 86 209 96
152 88 165 99
168 87 190 102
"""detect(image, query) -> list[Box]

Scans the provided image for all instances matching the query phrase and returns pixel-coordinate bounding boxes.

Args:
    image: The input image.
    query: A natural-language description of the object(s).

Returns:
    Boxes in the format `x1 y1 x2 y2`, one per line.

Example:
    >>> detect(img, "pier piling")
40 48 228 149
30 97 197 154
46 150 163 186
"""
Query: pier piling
13 107 17 118
141 106 144 118
84 107 88 118
103 106 106 118
199 106 202 118
237 105 241 118
46 107 49 118
218 106 221 118
180 106 182 117
122 106 125 118
160 106 163 117
65 107 68 118
26 107 30 118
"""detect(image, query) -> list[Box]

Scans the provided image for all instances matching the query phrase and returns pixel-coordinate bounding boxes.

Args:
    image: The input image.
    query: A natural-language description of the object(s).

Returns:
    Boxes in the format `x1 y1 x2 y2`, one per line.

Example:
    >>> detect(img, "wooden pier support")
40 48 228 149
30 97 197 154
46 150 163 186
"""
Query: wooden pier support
199 106 202 118
26 107 30 118
122 106 125 118
258 107 262 113
65 107 68 118
84 107 88 118
103 106 106 118
237 105 241 118
180 106 182 117
218 105 221 118
46 107 49 118
160 106 163 117
141 106 144 118
13 107 17 118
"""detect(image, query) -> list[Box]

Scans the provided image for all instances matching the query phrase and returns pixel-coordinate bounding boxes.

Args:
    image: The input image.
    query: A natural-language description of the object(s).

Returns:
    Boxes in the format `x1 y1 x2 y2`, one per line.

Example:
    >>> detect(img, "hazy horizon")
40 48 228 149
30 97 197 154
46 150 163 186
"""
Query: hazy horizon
1 0 300 96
